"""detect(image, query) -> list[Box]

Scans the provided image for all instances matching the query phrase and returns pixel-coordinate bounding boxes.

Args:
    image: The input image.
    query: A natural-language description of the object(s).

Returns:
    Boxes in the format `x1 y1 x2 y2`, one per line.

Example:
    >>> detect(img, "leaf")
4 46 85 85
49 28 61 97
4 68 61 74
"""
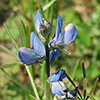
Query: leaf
77 29 91 47
0 45 18 60
43 0 56 11
88 93 96 100
4 23 19 51
0 62 21 68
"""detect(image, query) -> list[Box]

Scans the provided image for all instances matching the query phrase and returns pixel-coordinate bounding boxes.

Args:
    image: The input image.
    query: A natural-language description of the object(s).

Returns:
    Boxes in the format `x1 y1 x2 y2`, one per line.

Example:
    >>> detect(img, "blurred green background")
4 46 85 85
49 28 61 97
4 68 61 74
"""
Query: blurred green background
0 0 100 100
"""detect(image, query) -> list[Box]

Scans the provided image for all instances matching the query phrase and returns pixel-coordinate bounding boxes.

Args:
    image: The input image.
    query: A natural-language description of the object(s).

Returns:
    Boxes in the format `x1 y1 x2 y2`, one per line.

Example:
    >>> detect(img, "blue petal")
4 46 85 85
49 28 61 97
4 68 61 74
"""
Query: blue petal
18 47 38 65
49 48 60 64
55 15 63 43
35 10 43 33
31 32 45 57
56 23 77 45
67 85 79 99
48 16 63 47
49 69 67 82
52 81 68 96
58 46 71 55
48 34 56 47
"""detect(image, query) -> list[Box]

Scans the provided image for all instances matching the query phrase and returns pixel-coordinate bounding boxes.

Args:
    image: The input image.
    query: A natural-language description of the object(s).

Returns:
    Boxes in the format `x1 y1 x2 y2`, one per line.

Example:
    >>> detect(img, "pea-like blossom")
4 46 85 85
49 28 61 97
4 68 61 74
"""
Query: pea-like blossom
49 69 67 82
18 10 77 65
49 15 77 54
18 32 45 65
49 69 79 99
35 10 51 40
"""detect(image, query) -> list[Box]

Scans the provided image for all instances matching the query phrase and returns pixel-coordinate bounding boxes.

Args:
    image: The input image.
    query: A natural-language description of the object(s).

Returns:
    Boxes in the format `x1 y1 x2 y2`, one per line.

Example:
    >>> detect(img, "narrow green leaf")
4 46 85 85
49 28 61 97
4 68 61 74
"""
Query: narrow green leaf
43 0 56 11
46 0 50 19
28 0 35 31
4 23 19 51
29 94 36 100
16 20 24 47
86 78 99 100
39 4 44 18
0 45 18 60
71 59 80 79
39 61 46 96
66 74 82 99
0 62 22 68
1 68 32 93
20 20 26 46
48 3 54 39
90 78 99 94
82 62 87 99
88 93 96 100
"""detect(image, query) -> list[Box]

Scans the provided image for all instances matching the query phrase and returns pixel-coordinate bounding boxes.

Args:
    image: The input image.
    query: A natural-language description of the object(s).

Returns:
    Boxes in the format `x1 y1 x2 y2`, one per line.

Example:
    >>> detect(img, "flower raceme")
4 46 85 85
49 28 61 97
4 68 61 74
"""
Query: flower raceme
18 10 77 65
48 69 79 99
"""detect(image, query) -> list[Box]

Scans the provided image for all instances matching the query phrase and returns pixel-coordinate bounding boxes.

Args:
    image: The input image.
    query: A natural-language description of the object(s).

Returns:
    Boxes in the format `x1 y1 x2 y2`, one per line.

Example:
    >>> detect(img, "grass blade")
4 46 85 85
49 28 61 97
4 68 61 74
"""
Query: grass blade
82 62 87 99
16 20 24 47
20 20 27 46
66 74 82 99
39 4 44 18
0 62 21 68
4 23 19 51
72 59 80 80
43 0 56 11
88 93 96 100
86 78 99 100
1 68 32 93
39 61 46 96
0 45 18 60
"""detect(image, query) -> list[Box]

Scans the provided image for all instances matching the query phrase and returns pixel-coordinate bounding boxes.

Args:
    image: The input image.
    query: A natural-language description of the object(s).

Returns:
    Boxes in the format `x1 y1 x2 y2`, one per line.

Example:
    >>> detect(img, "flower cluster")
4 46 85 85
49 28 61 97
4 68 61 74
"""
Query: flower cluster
18 10 77 65
49 69 79 99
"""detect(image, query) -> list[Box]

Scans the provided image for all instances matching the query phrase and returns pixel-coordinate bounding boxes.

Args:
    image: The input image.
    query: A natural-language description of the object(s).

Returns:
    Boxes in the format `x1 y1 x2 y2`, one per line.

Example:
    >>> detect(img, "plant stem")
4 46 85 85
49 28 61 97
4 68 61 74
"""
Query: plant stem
25 65 40 100
45 39 50 100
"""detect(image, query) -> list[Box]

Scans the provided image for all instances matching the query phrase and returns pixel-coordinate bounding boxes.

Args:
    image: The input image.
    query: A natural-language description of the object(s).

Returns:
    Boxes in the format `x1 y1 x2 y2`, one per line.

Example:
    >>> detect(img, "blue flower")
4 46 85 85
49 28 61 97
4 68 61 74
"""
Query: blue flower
49 15 77 54
52 81 79 99
35 10 51 40
49 48 60 64
18 32 45 65
49 69 67 82
51 81 68 96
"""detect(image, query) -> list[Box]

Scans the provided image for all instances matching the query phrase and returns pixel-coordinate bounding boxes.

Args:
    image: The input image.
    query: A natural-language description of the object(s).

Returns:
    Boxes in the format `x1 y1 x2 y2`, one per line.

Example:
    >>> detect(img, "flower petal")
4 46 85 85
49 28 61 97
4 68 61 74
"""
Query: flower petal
55 16 63 43
51 81 68 96
49 48 60 64
67 85 79 99
35 10 43 33
56 23 77 45
48 34 56 47
18 47 38 65
31 32 45 57
49 69 67 82
58 46 71 55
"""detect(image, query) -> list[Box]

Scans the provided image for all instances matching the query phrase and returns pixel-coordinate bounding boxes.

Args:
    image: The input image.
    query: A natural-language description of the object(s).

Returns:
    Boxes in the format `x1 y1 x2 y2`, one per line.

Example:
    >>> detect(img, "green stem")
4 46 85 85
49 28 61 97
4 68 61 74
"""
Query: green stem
25 65 40 100
45 39 50 100
46 0 49 19
67 74 82 99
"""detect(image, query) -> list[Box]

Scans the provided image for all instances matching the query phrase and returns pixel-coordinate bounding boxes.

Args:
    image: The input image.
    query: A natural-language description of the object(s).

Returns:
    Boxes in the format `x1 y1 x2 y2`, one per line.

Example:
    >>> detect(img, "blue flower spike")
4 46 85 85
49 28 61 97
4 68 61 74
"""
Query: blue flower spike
49 15 77 54
35 10 51 40
49 69 67 82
